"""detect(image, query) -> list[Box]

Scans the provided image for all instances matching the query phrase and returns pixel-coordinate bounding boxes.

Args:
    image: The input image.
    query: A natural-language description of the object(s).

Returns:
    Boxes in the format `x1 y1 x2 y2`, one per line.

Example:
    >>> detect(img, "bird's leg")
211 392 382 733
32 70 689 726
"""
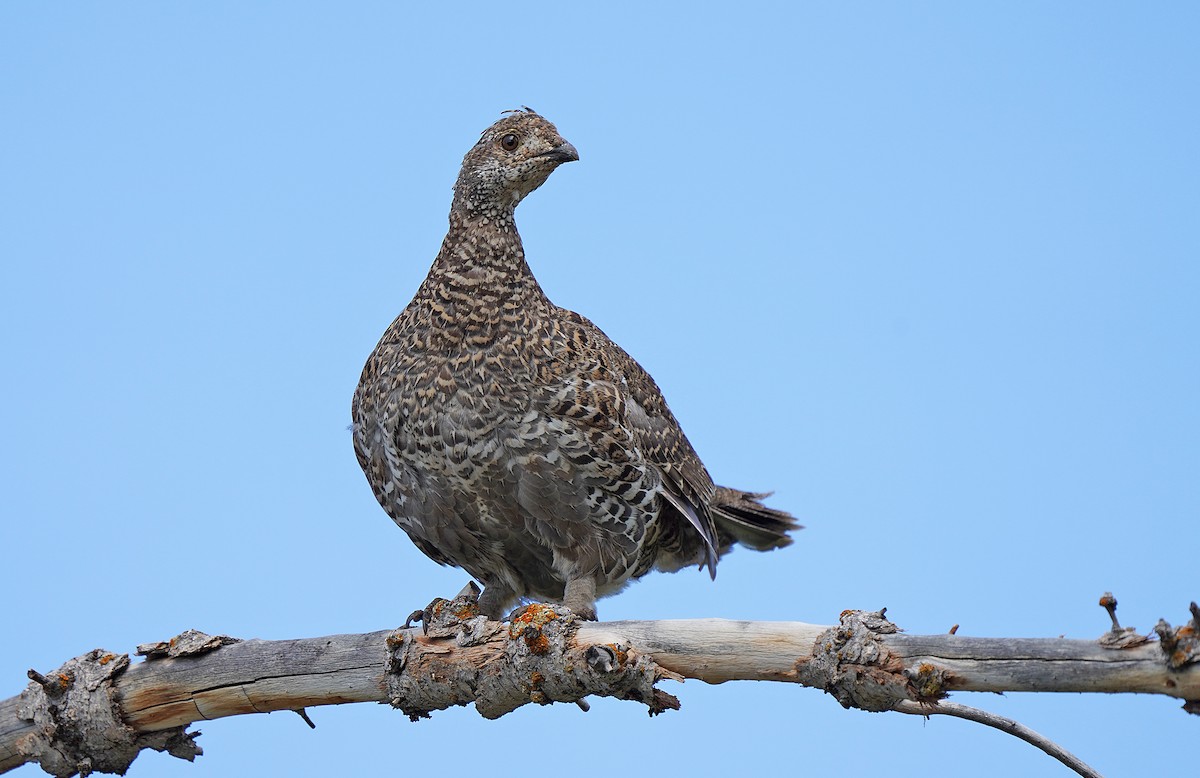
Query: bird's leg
563 575 598 621
476 581 518 620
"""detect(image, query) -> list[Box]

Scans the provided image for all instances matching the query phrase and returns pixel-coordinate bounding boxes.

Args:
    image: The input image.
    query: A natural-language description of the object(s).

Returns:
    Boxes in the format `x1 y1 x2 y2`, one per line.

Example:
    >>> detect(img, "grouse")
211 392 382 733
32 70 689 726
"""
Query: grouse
352 110 798 620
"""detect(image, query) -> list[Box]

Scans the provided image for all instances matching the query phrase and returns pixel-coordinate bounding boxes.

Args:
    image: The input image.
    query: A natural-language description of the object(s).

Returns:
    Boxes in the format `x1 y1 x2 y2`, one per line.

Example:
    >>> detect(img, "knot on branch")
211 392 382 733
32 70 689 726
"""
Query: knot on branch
798 609 946 713
1154 602 1200 715
1154 602 1200 671
385 593 681 721
16 649 201 777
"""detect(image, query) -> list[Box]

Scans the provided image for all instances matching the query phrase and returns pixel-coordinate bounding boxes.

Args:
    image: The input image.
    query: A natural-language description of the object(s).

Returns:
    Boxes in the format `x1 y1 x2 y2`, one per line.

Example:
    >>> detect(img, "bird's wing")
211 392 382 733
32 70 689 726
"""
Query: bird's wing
554 309 721 576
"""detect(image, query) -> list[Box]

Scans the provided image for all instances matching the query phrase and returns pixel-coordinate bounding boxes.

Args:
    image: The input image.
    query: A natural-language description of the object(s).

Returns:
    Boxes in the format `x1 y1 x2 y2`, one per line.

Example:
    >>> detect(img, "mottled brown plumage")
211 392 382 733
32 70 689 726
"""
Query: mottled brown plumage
352 110 798 620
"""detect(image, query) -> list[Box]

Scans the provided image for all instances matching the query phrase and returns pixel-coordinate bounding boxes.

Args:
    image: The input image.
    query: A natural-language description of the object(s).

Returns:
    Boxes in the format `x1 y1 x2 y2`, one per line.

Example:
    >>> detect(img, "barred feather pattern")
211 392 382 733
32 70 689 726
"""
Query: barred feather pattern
352 110 799 620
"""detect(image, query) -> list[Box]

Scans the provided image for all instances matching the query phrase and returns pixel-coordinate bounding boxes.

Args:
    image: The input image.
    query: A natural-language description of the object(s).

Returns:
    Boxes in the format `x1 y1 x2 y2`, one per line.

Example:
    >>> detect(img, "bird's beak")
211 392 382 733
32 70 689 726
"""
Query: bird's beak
540 141 579 164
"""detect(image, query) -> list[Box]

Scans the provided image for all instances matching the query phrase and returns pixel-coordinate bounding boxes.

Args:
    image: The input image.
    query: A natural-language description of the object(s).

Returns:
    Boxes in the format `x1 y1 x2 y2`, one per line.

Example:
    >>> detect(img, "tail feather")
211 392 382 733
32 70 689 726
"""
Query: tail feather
712 487 801 553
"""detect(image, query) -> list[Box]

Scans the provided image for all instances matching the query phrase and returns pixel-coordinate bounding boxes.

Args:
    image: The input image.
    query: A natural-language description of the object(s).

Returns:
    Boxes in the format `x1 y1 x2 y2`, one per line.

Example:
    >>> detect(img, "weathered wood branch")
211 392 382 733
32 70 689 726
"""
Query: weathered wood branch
2 596 1197 777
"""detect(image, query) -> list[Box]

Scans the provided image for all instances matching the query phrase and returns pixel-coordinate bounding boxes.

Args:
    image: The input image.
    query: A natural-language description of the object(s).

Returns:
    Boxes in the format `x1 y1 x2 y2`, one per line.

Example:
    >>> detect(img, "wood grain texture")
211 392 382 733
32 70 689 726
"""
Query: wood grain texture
3 614 1195 775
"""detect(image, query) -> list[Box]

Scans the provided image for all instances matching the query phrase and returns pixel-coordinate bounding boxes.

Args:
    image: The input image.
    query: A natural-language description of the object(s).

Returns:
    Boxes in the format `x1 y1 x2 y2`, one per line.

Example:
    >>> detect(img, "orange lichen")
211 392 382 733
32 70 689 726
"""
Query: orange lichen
524 631 550 655
908 662 949 699
606 643 629 666
507 603 560 632
505 603 566 654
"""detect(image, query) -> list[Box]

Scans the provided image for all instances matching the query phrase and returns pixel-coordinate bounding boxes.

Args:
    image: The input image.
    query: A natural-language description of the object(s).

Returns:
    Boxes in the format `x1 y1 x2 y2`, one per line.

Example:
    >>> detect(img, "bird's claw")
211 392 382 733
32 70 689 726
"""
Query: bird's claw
402 609 425 631
403 581 482 632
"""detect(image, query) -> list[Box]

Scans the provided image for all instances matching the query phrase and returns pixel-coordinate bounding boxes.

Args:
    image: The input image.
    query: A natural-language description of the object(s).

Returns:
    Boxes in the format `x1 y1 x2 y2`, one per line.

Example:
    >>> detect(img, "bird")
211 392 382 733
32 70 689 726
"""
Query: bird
351 109 798 621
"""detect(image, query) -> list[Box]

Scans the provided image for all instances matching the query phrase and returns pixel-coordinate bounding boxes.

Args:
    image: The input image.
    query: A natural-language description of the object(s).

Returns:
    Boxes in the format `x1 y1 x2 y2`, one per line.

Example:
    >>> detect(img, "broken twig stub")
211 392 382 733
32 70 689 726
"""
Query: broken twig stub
15 649 199 778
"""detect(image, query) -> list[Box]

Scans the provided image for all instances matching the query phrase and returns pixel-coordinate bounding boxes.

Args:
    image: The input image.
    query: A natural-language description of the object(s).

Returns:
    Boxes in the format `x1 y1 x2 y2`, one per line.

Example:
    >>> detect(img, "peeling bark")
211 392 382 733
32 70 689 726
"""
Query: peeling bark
12 650 200 778
2 600 1197 776
384 595 681 721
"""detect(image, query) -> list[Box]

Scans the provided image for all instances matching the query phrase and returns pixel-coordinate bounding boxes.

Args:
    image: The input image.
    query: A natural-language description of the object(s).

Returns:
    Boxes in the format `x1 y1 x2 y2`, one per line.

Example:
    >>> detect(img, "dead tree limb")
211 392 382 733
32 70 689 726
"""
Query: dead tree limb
2 593 1197 777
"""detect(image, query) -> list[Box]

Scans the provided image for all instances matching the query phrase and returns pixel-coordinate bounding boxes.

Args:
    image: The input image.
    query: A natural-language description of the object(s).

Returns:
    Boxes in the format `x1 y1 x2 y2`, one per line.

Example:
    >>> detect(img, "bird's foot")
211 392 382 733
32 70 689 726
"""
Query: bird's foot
507 600 597 622
402 609 425 630
402 581 482 633
564 602 598 621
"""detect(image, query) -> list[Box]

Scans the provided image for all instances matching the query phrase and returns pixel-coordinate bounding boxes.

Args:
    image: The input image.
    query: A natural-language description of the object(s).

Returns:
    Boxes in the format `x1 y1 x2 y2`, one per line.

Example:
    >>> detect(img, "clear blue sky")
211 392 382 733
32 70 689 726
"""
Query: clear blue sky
2 3 1197 776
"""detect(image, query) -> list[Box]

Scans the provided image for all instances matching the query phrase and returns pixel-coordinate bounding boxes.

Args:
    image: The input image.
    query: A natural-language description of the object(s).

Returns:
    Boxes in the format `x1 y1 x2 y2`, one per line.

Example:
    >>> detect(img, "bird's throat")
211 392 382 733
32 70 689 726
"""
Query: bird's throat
414 219 551 331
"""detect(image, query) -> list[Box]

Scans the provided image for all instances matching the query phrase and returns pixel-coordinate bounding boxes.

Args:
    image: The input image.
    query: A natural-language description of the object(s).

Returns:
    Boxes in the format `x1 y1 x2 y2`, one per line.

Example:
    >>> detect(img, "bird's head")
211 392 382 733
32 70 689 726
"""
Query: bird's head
451 109 579 224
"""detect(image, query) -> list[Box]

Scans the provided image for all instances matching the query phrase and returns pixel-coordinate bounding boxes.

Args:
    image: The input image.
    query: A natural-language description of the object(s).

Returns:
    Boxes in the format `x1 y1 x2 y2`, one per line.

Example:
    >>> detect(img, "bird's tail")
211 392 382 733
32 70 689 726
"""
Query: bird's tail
712 487 800 553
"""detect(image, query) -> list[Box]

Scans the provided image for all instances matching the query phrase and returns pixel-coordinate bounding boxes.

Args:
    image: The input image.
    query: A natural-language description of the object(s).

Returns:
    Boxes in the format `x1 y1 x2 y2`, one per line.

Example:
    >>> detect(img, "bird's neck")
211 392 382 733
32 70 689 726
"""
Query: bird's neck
416 211 550 312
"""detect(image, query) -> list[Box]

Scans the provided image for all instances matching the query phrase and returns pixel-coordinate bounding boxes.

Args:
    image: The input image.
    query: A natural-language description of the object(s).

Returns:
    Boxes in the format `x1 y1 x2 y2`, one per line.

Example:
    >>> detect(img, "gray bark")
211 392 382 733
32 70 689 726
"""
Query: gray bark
2 600 1196 777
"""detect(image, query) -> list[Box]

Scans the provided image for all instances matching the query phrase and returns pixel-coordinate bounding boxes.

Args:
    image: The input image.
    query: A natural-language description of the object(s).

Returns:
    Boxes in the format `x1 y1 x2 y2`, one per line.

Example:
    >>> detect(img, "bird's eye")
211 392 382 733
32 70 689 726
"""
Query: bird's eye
500 133 519 151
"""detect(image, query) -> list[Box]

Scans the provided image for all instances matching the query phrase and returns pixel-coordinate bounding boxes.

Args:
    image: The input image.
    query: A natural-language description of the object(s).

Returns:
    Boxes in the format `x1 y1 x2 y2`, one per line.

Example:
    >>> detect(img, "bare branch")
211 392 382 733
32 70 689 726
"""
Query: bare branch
2 598 1197 776
894 700 1101 778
